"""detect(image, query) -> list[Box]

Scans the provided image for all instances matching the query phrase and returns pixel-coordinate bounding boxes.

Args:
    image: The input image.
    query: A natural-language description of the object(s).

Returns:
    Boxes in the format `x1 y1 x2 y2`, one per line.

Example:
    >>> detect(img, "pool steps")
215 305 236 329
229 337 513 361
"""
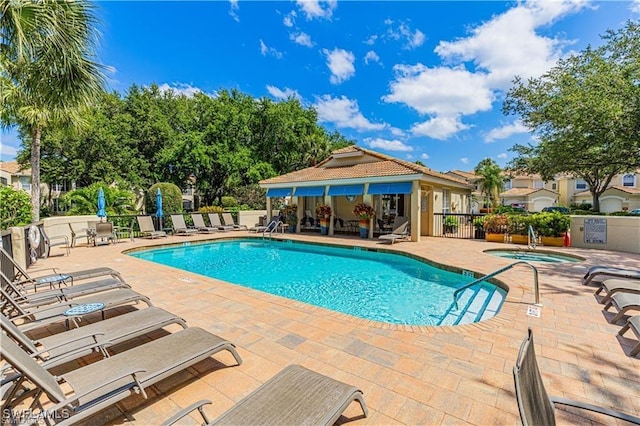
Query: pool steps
439 284 505 326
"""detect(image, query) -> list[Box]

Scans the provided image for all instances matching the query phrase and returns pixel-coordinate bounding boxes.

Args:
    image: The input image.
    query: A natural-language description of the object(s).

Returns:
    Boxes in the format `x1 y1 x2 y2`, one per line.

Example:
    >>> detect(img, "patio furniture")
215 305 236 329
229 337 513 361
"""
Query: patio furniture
39 227 70 257
162 364 368 426
1 327 242 425
68 222 97 247
378 221 410 244
595 279 640 304
208 213 235 231
222 212 248 230
114 218 135 242
136 216 167 239
94 222 118 245
191 214 219 233
170 214 199 236
513 327 640 425
1 307 187 368
582 266 640 286
604 292 640 324
618 316 640 357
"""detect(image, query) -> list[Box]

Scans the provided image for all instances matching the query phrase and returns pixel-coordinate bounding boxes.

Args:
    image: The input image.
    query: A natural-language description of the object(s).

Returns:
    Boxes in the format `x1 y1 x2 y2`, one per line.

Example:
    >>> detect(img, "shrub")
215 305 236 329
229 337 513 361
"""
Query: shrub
507 214 532 235
0 186 32 229
283 204 298 225
353 203 375 219
483 214 508 234
198 205 224 213
532 212 570 237
473 216 485 231
146 183 182 215
221 196 238 208
443 216 458 226
62 183 136 216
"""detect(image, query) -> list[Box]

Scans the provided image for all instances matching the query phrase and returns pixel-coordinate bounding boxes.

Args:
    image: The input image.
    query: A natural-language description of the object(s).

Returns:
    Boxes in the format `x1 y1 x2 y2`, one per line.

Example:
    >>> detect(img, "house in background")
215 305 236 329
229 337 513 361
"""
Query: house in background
500 173 559 212
559 170 640 212
259 146 473 242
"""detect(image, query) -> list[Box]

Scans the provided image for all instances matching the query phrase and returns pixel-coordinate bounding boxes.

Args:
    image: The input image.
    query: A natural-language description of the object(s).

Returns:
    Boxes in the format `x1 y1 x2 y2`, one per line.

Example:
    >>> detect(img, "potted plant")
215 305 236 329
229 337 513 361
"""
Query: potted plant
508 214 531 245
483 214 508 243
284 204 298 232
316 204 332 235
352 203 375 238
473 216 486 239
532 211 570 247
443 215 458 234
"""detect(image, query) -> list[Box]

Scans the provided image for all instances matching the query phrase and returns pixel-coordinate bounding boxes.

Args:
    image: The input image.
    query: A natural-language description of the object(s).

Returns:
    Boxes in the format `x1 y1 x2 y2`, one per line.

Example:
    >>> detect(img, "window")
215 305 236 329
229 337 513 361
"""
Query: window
551 183 557 190
575 180 587 190
442 189 450 213
534 181 543 189
504 180 512 190
622 174 635 187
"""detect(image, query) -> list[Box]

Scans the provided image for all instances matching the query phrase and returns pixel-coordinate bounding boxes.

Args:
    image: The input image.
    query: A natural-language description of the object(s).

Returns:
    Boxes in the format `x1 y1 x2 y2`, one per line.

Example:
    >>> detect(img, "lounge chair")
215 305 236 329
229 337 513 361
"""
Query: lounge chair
582 265 640 286
378 221 410 244
595 279 640 304
222 212 248 231
191 214 219 233
136 215 167 239
162 364 368 426
1 286 152 333
0 246 124 289
513 328 640 425
170 214 199 236
1 327 242 425
68 222 96 247
619 316 640 357
208 213 235 231
604 292 640 324
39 227 70 257
1 307 187 368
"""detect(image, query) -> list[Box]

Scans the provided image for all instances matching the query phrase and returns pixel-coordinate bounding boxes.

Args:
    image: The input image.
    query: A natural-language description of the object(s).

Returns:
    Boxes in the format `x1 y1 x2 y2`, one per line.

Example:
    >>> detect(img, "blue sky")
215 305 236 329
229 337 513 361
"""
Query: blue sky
1 0 638 174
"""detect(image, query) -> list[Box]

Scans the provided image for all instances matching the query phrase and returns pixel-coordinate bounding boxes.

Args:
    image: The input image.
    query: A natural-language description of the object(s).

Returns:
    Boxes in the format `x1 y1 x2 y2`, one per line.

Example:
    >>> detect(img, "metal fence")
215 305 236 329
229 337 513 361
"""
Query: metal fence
433 213 487 239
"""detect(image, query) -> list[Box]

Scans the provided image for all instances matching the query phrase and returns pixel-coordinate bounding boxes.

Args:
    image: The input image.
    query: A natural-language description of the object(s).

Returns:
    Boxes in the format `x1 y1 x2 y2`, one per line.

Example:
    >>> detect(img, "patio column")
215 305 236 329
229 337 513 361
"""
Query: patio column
363 183 373 239
411 181 421 242
326 188 334 236
266 196 272 222
294 196 301 233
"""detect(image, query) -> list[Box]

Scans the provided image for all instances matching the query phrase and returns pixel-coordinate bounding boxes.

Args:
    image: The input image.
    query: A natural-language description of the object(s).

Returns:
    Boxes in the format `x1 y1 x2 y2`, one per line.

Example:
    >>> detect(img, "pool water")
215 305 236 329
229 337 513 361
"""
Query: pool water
130 239 506 325
484 249 582 263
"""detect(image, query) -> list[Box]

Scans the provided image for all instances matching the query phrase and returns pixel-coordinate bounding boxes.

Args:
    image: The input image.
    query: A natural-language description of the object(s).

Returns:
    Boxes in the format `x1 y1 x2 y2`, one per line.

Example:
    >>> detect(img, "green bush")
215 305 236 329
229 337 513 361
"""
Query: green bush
507 214 532 235
221 196 238 208
62 183 136 216
473 216 485 231
443 216 458 226
483 214 508 234
146 183 183 215
198 205 224 213
531 212 570 237
0 186 32 229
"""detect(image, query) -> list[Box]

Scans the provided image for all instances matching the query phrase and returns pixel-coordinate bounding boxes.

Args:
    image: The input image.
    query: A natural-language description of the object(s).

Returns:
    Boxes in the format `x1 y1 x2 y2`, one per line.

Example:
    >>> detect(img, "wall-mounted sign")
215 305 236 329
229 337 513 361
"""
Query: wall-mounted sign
584 218 607 244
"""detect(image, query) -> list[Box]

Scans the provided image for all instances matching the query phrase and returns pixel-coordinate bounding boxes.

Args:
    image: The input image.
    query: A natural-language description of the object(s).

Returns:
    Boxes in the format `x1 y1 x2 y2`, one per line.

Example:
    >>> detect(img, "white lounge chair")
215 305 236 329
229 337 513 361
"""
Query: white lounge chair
582 266 640 286
170 214 199 236
222 212 248 231
191 214 219 233
208 213 235 231
378 221 410 244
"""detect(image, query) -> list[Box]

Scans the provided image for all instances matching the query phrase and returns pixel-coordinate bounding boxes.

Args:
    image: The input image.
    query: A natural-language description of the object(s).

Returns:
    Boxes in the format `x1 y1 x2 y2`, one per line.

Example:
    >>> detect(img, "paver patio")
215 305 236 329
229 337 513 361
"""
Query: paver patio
12 232 640 425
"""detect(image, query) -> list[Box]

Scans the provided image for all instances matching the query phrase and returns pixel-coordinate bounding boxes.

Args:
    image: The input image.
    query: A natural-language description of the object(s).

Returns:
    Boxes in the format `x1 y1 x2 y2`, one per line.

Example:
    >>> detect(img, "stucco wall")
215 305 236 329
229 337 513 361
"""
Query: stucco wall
570 215 640 254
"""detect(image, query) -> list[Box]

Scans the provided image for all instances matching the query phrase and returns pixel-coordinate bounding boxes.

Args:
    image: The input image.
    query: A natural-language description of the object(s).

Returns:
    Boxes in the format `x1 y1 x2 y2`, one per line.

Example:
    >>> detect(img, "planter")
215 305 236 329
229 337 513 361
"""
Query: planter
358 219 370 239
359 227 369 238
541 236 563 247
474 229 486 240
486 233 504 243
511 234 529 245
287 224 297 233
443 225 458 234
320 221 329 235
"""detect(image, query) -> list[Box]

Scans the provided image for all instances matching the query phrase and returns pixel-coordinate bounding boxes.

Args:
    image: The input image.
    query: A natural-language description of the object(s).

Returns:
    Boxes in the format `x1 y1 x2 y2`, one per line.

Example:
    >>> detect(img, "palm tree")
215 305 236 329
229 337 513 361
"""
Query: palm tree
474 158 505 209
1 0 107 221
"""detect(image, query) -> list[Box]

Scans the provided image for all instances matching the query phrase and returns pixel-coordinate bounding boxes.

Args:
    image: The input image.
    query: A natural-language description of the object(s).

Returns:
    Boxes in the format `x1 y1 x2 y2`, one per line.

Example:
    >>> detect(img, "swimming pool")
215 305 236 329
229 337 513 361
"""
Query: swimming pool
130 239 506 326
484 249 583 263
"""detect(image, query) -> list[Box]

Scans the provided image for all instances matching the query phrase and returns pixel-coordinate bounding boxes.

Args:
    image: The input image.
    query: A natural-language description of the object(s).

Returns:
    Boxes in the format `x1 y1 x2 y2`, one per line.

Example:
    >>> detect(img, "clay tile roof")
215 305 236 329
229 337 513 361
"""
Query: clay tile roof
501 187 558 196
447 170 478 181
0 161 30 175
261 145 471 187
608 185 640 195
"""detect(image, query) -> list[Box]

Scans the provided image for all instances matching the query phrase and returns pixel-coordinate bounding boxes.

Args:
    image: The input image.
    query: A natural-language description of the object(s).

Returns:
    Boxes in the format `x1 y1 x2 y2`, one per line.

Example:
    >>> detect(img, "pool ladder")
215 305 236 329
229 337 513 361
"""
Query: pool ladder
527 224 537 249
262 220 284 239
452 261 540 310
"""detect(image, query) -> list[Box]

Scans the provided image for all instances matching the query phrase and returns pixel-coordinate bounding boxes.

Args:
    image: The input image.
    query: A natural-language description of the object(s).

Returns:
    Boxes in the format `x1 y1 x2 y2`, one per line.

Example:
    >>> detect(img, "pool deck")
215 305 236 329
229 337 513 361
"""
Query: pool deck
18 232 640 425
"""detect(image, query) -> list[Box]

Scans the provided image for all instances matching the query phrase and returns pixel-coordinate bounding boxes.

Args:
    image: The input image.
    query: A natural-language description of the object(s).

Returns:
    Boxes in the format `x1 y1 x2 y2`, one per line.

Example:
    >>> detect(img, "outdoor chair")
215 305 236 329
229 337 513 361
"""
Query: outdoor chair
1 327 242 425
191 214 219 233
595 279 640 304
618 315 640 357
582 266 640 286
1 307 187 368
39 227 70 257
222 212 248 230
162 364 368 426
208 213 235 231
604 292 640 324
136 216 167 239
170 214 199 236
378 221 410 244
0 246 124 289
94 222 118 245
68 222 96 248
513 328 640 425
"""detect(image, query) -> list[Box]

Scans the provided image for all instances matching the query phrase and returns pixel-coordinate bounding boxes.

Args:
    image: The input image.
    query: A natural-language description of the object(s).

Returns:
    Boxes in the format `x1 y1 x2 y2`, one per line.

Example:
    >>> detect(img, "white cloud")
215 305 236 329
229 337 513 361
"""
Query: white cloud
365 138 413 152
0 130 20 161
460 157 470 165
364 50 381 65
364 35 378 45
314 95 386 131
389 127 405 137
434 0 591 88
497 153 508 159
631 0 640 13
290 32 314 47
420 153 430 160
322 48 355 84
157 83 202 97
228 0 239 22
283 11 296 27
383 64 493 116
266 85 301 100
260 39 283 59
296 0 337 20
484 121 529 143
385 20 426 50
411 115 471 140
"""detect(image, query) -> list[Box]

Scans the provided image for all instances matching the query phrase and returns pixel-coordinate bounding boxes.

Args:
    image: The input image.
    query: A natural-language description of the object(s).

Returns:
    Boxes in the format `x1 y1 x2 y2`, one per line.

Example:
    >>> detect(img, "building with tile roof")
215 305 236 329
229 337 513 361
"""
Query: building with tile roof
259 146 473 241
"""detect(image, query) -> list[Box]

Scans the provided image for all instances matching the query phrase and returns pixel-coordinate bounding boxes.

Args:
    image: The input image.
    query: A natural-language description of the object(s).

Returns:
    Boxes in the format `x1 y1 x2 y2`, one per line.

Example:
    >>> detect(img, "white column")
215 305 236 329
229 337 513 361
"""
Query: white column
363 183 373 238
266 197 272 222
411 181 421 242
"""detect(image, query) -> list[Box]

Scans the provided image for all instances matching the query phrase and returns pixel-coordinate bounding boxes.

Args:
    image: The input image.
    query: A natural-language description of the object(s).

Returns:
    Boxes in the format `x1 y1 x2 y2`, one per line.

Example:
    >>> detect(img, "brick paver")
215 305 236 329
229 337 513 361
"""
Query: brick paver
12 232 640 425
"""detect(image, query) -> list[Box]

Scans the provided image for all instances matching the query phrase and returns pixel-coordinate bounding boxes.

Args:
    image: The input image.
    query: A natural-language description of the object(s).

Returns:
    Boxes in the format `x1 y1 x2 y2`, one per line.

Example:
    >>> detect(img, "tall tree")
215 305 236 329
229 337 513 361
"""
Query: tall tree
474 158 504 209
503 21 640 212
0 0 106 220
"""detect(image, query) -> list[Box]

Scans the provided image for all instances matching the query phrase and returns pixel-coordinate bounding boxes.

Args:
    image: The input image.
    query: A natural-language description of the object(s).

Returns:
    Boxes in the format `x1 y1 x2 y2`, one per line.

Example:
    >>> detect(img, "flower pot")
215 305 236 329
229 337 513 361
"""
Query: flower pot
486 233 504 243
474 229 486 240
443 225 458 234
541 236 564 247
359 227 369 238
320 222 329 235
287 224 297 233
510 234 529 245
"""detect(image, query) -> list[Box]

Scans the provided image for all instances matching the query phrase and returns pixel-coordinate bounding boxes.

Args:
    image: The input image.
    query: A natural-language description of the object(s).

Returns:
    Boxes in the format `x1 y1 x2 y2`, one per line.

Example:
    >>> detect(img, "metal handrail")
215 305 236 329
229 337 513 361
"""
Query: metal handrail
262 220 284 239
453 261 540 309
527 224 537 249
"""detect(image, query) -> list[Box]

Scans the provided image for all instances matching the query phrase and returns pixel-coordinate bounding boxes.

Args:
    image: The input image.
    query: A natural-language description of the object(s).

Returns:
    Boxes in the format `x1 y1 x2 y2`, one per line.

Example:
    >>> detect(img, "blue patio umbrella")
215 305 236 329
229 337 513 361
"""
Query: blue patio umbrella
155 188 163 230
97 188 107 220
